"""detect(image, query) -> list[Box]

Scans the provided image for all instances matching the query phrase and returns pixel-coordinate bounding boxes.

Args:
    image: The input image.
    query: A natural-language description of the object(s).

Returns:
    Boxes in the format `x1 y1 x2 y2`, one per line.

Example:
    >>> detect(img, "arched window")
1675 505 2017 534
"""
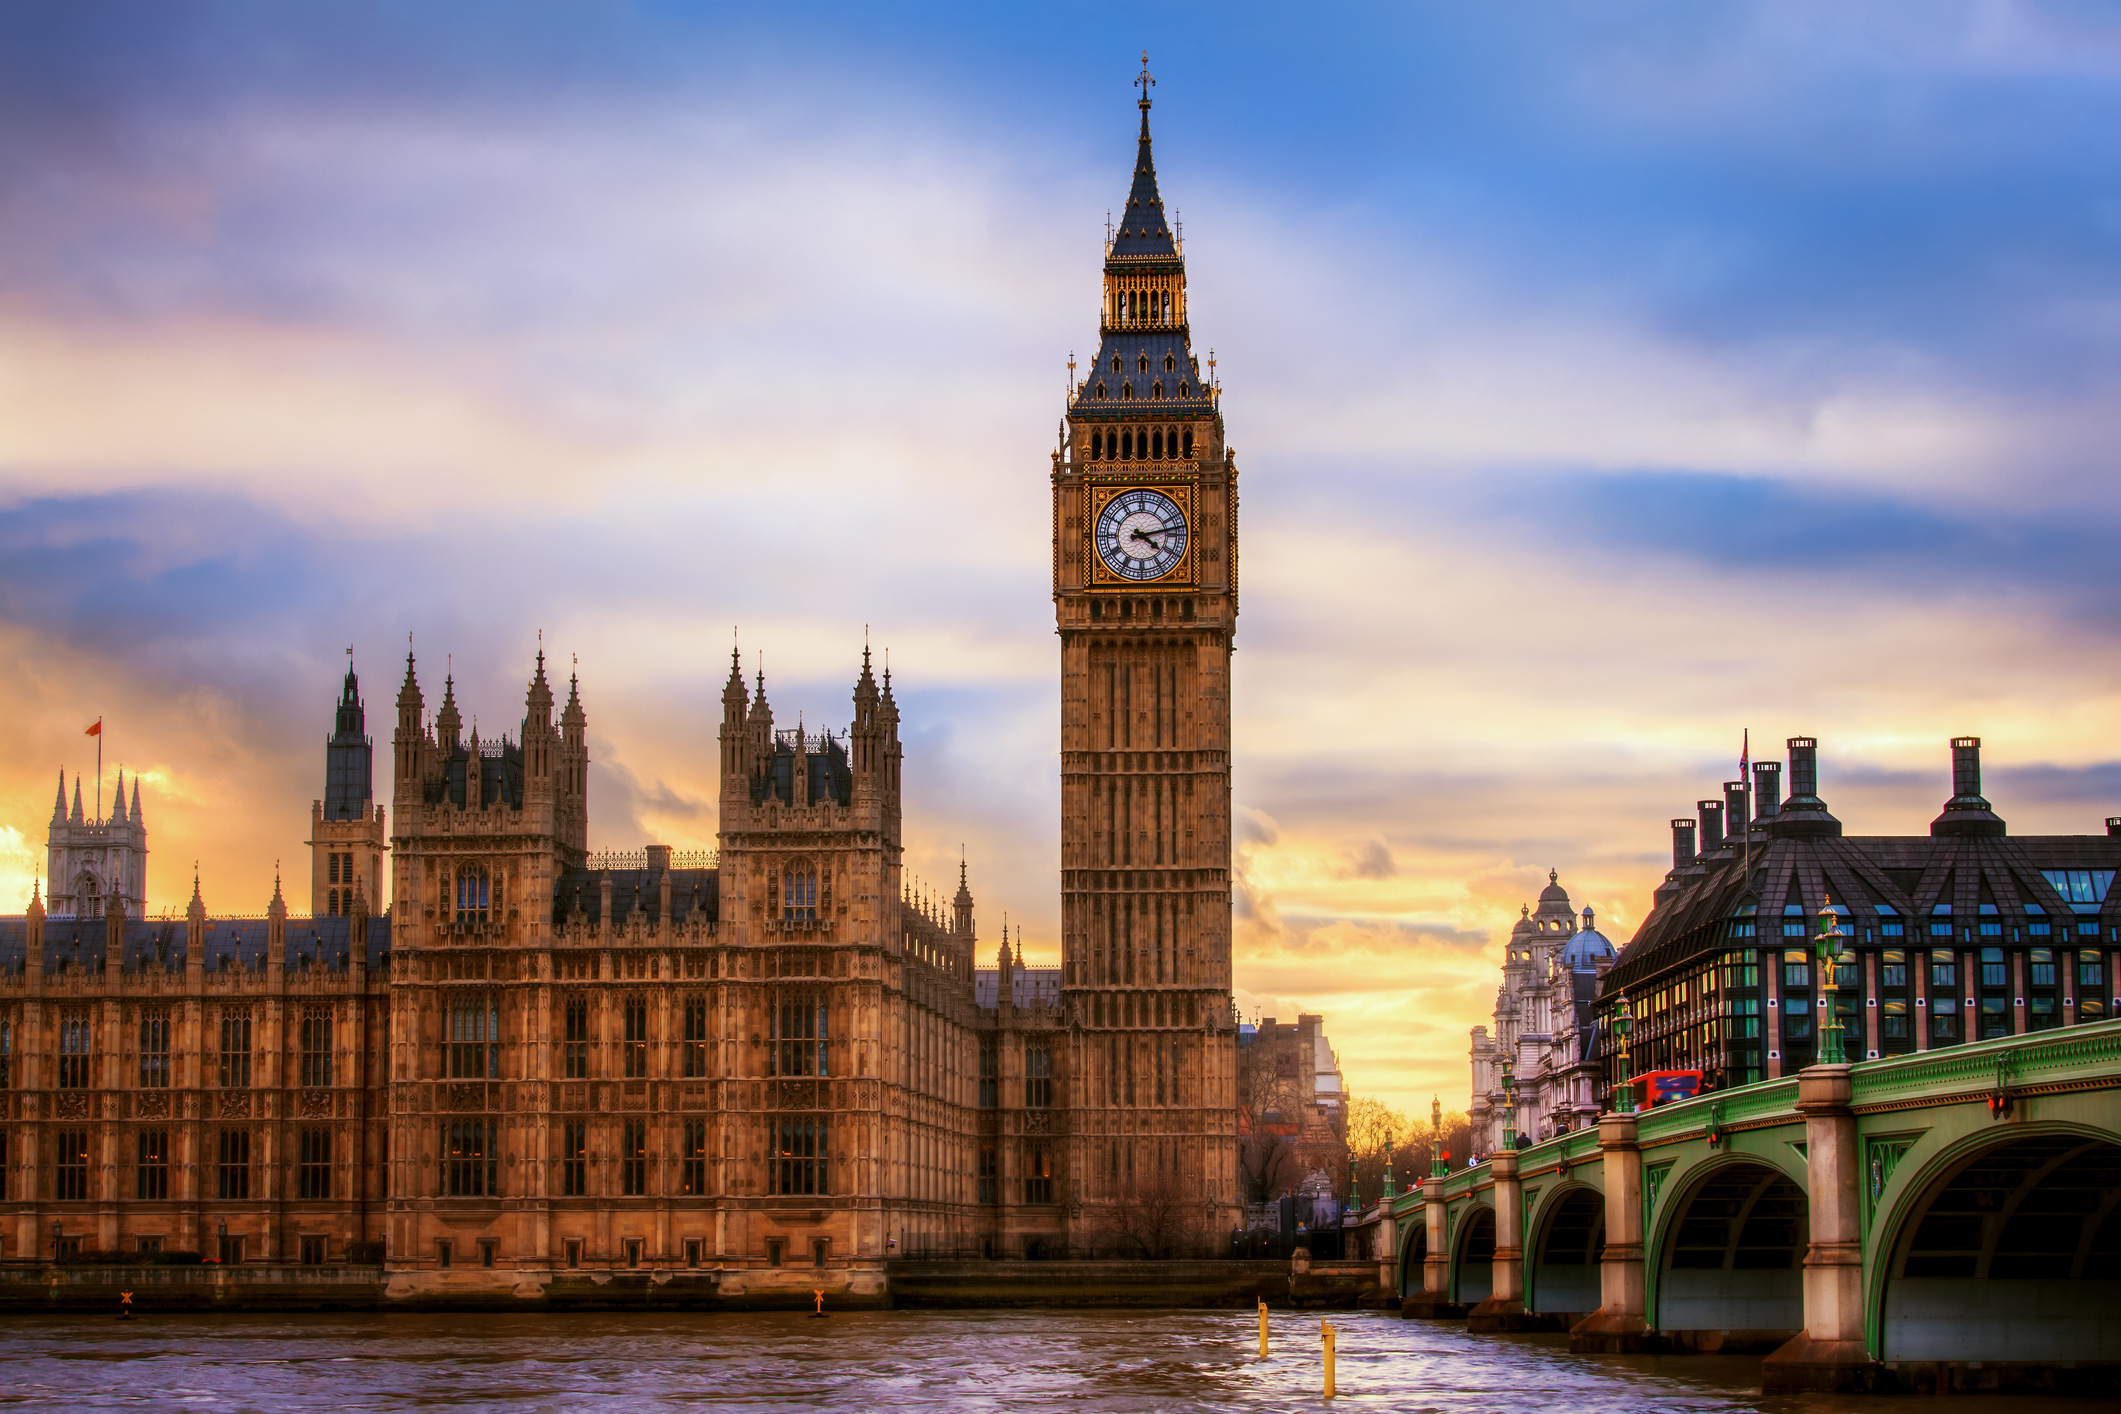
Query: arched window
1151 381 1163 400
1152 429 1164 459
1095 382 1106 400
1121 383 1133 400
1137 354 1149 374
328 888 340 916
1165 354 1176 372
783 865 817 923
455 866 490 926
1112 354 1122 372
1121 430 1133 459
1178 382 1189 398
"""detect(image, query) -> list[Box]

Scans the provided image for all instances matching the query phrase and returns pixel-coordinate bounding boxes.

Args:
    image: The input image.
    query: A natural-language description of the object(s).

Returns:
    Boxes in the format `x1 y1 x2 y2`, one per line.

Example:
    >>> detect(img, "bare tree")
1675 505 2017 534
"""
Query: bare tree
1345 1095 1409 1206
1237 1050 1308 1204
1091 1171 1199 1258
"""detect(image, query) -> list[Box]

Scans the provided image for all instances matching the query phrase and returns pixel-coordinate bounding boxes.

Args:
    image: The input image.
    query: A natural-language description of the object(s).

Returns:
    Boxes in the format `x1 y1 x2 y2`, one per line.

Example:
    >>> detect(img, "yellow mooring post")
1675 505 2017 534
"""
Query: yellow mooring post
1258 1299 1269 1357
1322 1319 1336 1398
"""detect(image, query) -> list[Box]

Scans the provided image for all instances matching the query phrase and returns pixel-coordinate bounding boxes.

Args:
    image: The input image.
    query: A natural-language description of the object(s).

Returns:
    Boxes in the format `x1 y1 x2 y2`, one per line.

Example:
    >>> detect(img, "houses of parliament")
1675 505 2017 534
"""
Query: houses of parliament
0 73 1243 1298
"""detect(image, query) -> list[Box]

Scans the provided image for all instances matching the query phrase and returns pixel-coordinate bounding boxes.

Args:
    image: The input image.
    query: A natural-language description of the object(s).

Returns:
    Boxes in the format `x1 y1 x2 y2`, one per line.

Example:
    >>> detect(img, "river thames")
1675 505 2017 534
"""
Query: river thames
0 1308 2073 1412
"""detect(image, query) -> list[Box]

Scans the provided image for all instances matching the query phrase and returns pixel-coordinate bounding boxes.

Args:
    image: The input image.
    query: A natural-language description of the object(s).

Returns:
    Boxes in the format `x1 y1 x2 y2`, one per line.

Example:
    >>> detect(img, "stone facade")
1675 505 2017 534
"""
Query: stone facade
1469 871 1616 1156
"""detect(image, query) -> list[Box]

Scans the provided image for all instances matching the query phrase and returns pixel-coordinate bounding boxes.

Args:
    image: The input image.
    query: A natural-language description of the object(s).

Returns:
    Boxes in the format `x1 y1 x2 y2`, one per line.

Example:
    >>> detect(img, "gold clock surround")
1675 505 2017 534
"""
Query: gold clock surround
1083 479 1197 589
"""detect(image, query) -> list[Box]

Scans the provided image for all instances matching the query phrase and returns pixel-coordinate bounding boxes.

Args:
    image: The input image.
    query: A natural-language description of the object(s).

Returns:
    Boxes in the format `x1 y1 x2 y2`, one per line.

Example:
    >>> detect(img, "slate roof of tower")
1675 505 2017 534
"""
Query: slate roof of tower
551 868 719 927
974 965 1063 1010
1109 101 1177 261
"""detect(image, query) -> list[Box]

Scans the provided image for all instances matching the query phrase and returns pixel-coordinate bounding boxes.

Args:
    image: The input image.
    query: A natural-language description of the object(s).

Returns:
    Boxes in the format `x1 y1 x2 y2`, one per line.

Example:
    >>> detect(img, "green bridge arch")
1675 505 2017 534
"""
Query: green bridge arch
1390 1020 2121 1385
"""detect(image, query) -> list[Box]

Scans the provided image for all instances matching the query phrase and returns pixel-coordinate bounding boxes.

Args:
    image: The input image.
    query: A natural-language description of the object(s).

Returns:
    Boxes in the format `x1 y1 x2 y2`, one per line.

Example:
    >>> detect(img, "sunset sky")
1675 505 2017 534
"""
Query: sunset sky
3 3 2119 1119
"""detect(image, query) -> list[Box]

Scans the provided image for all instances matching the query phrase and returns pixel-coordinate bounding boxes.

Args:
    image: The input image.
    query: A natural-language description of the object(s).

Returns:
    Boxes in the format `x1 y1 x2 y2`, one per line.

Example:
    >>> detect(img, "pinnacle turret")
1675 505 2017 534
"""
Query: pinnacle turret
51 770 65 824
70 778 83 826
112 769 128 825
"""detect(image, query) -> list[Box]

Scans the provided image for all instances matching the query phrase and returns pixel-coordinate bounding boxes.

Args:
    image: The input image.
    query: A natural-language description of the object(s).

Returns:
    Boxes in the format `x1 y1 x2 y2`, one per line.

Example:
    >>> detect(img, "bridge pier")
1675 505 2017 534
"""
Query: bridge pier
1763 1064 1884 1393
1401 1178 1464 1318
1570 1111 1650 1351
1468 1151 1537 1331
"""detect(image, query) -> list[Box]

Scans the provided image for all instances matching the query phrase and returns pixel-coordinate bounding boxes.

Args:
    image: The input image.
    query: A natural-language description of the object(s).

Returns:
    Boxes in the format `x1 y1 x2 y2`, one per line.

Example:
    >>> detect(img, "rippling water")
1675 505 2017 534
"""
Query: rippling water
0 1309 2065 1412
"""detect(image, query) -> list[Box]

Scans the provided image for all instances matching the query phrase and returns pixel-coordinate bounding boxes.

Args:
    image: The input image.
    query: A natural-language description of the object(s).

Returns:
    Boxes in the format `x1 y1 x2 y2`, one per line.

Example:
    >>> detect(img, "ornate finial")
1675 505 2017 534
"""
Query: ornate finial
1550 868 1558 885
1136 50 1154 110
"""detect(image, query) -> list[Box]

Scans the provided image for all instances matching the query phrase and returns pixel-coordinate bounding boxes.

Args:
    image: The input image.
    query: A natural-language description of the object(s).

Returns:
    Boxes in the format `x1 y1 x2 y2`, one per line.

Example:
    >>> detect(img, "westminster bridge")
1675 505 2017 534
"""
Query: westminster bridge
1387 1020 2121 1394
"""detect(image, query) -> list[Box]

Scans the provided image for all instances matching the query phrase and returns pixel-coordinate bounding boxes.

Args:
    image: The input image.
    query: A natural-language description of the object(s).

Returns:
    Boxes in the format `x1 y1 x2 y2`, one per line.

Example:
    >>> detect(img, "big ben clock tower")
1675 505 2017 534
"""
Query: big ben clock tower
1055 59 1239 1238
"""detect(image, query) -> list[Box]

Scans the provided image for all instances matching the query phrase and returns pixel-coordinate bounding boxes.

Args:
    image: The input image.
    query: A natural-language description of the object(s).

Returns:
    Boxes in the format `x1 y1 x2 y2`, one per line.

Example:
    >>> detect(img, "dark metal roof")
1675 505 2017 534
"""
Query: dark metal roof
0 914 392 975
1609 829 2121 992
973 966 1063 1010
1109 101 1175 262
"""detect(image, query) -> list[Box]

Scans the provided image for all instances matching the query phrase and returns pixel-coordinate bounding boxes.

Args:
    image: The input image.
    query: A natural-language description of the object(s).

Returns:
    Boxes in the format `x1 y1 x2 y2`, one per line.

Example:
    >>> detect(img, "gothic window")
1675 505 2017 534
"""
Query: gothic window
1137 354 1149 374
297 1128 332 1199
139 1008 170 1089
455 866 490 927
978 1035 998 1108
562 1122 587 1196
621 1121 647 1196
218 1008 256 1088
1152 381 1163 399
55 1129 90 1201
329 853 341 885
1179 383 1190 398
771 991 828 1077
781 866 818 923
328 889 339 916
771 1116 828 1195
623 996 649 1078
1106 1036 1119 1104
682 996 709 1077
57 1009 92 1089
1095 382 1106 400
564 996 590 1078
442 1120 497 1196
136 1129 169 1200
977 1142 998 1203
682 1120 708 1195
216 1128 251 1199
0 1014 11 1091
1024 1144 1054 1204
300 1006 333 1088
1122 383 1133 400
1026 1038 1053 1108
1111 355 1121 372
447 996 498 1080
1164 353 1176 372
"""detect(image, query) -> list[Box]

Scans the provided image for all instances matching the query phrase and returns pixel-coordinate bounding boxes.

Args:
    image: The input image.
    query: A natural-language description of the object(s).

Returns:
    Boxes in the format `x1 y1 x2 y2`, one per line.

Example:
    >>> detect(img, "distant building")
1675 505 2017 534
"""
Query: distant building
1469 871 1617 1155
1237 1013 1348 1206
44 768 147 921
1598 737 2120 1100
307 658 387 919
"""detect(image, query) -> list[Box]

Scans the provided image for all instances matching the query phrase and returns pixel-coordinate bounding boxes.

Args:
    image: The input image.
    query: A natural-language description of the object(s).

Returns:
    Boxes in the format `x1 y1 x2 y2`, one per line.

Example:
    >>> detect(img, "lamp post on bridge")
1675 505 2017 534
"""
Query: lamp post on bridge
1611 994 1636 1114
1430 1095 1447 1179
1500 1057 1517 1151
1815 901 1849 1067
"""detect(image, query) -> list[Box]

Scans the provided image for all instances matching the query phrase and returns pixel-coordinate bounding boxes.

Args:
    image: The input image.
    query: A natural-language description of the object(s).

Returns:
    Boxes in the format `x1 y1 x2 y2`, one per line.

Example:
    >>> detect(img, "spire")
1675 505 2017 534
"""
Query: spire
131 775 142 826
27 876 42 921
112 769 128 825
187 866 205 921
70 777 84 826
52 769 65 824
268 867 287 920
436 666 462 750
526 644 554 716
1110 53 1176 260
397 649 423 711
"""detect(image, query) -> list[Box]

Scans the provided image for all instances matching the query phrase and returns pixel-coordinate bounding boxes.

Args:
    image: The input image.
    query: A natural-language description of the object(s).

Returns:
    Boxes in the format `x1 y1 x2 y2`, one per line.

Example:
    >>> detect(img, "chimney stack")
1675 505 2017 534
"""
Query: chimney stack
1752 760 1781 819
1931 736 2006 838
1670 818 1697 869
1724 779 1750 835
1768 736 1841 838
2108 817 2121 837
1698 799 1725 853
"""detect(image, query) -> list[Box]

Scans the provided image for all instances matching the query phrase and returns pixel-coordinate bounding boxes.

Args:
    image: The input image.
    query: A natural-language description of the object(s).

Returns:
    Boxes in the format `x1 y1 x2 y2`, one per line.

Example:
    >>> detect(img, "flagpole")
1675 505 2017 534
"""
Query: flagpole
96 724 102 822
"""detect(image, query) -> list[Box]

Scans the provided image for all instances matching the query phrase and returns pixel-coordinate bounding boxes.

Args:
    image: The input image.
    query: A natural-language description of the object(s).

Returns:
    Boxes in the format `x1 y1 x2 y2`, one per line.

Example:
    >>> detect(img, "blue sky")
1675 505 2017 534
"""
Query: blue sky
3 2 2118 1114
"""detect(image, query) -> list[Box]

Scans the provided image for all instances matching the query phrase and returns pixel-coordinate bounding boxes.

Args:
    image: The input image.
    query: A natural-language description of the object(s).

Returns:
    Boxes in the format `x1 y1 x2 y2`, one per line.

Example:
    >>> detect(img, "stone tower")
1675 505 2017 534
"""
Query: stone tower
308 654 388 916
1053 61 1240 1239
46 766 147 918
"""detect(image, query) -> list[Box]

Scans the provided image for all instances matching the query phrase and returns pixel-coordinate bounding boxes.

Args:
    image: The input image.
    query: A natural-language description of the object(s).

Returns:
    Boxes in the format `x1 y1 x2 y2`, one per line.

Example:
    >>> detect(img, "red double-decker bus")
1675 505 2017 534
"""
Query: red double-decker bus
1638 1070 1704 1106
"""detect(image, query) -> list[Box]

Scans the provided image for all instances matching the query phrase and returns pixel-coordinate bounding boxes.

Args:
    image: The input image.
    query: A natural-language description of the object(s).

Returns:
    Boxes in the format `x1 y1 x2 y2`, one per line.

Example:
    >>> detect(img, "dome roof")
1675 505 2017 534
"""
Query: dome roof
1510 904 1536 938
1537 868 1571 907
1561 906 1616 970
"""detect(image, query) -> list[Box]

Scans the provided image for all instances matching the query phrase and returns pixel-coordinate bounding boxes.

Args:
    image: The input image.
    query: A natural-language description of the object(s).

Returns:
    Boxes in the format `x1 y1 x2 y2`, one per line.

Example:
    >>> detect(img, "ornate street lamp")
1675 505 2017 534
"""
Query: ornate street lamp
1815 900 1849 1066
1430 1095 1447 1178
1611 993 1636 1114
1382 1130 1395 1198
1500 1057 1517 1150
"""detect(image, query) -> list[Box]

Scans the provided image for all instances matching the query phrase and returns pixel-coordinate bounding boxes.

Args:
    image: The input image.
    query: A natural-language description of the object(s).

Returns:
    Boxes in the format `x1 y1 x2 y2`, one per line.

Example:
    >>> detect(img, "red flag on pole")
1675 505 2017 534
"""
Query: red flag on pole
86 719 102 737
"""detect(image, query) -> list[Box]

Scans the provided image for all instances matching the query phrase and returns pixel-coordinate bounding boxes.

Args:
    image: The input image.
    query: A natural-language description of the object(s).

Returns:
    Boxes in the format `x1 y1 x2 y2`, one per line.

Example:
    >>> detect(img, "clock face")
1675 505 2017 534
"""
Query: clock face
1095 488 1189 582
